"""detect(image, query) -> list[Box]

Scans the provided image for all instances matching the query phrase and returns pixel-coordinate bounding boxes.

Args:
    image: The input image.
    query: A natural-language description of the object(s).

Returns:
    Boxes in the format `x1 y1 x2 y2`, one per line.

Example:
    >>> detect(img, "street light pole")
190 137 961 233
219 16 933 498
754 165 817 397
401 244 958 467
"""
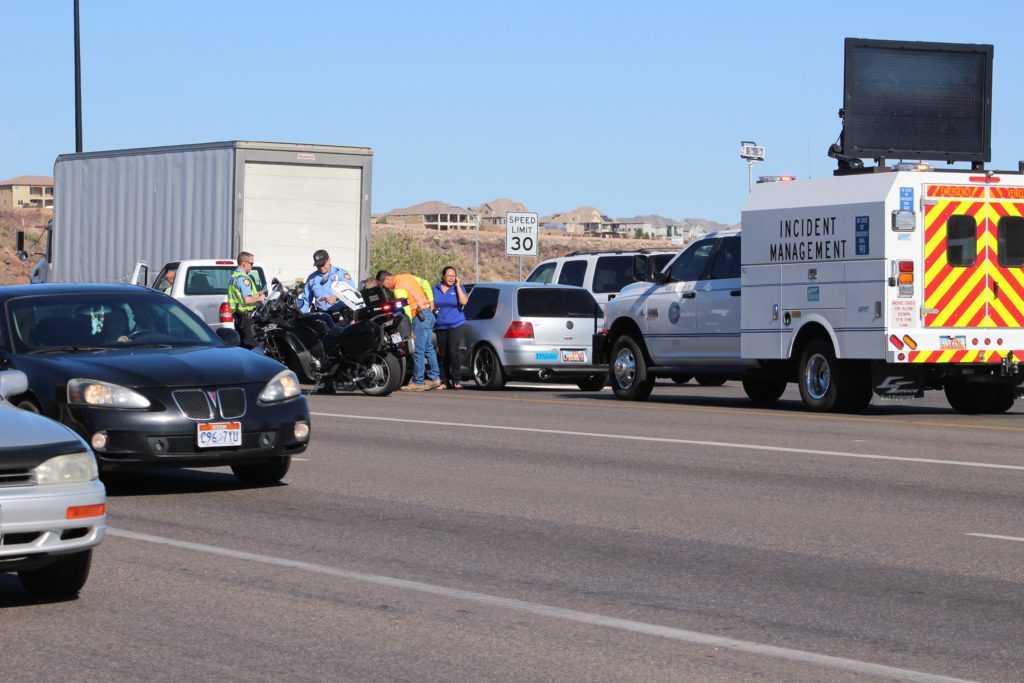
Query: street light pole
739 140 765 193
74 0 82 153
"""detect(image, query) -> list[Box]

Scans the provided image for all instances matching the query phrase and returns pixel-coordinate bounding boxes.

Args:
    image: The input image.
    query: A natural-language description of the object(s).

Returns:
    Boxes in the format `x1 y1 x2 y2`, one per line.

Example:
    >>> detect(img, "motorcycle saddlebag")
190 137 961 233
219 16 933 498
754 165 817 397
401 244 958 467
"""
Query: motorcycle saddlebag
333 320 381 357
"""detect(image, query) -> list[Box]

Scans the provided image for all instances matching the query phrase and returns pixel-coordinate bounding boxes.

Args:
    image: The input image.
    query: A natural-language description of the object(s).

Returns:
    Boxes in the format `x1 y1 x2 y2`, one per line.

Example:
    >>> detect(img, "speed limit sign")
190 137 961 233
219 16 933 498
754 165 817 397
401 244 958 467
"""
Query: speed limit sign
505 212 539 257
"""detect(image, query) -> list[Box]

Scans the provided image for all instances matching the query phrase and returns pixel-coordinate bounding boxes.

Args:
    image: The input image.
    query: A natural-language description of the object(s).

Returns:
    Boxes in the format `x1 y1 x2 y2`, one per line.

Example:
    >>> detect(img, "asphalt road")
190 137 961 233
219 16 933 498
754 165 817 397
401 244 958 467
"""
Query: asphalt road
3 382 1023 682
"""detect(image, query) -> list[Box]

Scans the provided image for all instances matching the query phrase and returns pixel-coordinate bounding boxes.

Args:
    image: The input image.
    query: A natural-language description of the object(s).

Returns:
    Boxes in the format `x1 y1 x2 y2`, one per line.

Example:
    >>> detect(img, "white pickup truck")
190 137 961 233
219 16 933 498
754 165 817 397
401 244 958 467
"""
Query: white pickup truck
132 259 269 330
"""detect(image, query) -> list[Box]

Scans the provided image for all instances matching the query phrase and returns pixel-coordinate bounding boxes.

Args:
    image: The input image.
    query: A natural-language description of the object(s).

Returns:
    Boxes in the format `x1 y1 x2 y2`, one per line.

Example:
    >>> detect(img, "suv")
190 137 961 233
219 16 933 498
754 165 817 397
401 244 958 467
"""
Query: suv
143 260 269 330
526 249 677 312
460 283 607 391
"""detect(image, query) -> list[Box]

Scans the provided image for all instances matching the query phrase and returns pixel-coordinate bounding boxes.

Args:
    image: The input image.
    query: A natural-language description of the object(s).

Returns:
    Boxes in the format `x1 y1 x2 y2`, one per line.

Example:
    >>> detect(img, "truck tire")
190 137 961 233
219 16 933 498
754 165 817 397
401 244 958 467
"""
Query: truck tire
989 384 1016 414
943 380 998 414
696 374 727 387
18 549 92 597
610 336 654 401
671 375 693 385
472 345 506 390
742 377 787 405
797 339 852 412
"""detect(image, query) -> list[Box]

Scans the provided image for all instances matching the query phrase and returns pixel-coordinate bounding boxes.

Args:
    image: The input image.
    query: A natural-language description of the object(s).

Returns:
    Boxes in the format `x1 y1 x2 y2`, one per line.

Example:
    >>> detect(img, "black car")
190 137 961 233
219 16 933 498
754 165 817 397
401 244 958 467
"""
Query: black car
0 284 310 484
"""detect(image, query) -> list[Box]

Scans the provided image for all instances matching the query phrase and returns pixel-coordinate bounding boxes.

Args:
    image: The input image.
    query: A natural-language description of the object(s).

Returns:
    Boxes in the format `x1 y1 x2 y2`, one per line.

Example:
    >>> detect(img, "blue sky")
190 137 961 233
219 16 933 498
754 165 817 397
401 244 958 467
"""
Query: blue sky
2 1 1023 224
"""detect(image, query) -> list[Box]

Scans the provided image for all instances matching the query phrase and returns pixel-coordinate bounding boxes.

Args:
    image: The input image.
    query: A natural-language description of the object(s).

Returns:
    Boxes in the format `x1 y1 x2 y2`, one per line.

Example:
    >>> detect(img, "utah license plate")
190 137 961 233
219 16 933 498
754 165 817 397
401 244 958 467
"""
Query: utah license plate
391 332 403 344
561 349 587 363
197 421 242 448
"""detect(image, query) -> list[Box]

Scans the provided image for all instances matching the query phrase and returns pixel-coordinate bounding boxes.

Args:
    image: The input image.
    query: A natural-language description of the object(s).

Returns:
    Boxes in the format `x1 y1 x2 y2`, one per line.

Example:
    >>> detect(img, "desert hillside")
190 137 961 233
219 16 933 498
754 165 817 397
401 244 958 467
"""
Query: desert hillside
0 212 685 286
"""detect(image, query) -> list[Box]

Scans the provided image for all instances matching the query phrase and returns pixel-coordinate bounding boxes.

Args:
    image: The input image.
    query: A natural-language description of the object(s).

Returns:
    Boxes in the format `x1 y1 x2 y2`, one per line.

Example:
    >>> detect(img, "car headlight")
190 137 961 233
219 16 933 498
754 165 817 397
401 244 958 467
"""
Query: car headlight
35 451 99 485
259 370 301 403
67 378 151 409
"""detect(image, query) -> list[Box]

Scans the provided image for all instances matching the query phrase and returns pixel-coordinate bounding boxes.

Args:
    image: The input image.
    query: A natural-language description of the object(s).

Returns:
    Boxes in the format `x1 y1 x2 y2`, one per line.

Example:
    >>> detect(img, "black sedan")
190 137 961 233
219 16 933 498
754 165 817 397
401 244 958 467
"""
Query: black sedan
0 284 310 484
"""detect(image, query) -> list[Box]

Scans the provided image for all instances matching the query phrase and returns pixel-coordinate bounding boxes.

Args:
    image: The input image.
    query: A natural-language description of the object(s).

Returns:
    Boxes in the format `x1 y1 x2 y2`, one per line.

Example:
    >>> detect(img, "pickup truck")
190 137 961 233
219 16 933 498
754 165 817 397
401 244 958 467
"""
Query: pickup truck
132 259 269 330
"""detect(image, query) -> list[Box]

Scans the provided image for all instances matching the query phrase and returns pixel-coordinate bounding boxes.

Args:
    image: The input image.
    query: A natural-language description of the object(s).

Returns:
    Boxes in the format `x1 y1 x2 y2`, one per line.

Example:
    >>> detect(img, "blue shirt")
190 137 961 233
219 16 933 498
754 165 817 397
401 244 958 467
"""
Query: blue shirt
304 265 353 312
432 282 466 330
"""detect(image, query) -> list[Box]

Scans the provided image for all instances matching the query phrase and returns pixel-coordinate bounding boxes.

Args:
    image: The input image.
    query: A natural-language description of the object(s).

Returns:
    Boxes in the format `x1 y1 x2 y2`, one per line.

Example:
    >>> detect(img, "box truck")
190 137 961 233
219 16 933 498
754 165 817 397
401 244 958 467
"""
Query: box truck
47 140 373 286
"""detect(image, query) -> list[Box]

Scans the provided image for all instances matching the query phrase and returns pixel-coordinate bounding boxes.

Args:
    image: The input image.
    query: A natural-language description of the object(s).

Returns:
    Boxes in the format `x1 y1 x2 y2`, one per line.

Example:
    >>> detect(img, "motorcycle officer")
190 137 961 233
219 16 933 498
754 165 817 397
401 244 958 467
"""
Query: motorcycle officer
305 249 355 316
227 251 265 349
305 249 355 394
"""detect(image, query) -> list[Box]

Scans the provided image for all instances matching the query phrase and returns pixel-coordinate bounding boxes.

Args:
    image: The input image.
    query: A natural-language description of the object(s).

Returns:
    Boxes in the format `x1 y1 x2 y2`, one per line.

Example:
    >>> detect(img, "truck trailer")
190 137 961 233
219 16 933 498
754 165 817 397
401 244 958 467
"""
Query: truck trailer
49 140 373 286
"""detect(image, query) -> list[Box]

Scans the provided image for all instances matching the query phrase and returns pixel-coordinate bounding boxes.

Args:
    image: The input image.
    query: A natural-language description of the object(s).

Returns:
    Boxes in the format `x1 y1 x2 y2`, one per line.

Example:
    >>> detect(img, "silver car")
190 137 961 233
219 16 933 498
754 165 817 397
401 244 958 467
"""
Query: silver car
0 370 106 597
461 283 607 391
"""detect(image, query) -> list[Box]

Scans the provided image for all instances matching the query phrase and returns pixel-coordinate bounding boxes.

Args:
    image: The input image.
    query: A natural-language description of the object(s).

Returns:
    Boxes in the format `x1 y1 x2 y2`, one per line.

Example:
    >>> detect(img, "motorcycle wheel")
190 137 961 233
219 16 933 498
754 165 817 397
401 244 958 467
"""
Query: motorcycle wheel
357 351 402 396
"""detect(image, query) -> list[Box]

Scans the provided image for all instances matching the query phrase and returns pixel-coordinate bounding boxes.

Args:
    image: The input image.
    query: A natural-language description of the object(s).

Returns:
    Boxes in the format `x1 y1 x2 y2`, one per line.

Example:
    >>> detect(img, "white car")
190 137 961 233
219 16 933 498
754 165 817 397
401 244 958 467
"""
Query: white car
0 370 106 597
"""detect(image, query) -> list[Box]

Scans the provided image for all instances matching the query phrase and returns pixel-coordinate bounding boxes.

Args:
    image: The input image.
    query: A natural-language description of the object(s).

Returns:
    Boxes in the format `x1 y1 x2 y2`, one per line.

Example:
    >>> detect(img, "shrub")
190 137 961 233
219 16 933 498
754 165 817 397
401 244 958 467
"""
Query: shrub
371 232 467 283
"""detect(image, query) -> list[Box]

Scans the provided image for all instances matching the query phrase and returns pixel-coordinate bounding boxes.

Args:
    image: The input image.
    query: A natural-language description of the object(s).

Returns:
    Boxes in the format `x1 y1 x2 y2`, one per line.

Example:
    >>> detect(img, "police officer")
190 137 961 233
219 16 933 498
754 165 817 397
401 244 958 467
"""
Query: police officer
304 249 354 313
227 251 265 349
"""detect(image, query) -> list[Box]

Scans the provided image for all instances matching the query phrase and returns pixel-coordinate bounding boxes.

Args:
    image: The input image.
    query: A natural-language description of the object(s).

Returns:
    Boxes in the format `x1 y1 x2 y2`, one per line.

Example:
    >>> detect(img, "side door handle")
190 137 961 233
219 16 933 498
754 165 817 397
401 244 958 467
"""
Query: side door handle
994 281 999 300
681 291 696 299
730 290 741 297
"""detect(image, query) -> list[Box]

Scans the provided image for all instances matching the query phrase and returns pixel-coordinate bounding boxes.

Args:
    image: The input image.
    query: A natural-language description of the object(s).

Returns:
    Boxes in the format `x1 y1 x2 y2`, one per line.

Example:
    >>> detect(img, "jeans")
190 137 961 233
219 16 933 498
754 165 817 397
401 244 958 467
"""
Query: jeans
411 308 440 385
435 324 466 386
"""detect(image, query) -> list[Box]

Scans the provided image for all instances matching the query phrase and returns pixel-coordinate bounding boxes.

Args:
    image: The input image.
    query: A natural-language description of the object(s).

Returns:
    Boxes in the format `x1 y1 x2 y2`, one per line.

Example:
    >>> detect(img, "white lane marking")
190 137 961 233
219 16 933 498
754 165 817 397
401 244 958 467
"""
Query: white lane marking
110 528 971 683
292 458 309 462
311 412 1024 473
967 533 1024 543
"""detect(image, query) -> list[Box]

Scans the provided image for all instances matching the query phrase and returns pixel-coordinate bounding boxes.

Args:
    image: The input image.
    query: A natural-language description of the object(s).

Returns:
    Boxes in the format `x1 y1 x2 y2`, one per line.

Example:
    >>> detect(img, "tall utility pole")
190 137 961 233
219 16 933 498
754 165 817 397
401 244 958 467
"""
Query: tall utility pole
74 0 83 152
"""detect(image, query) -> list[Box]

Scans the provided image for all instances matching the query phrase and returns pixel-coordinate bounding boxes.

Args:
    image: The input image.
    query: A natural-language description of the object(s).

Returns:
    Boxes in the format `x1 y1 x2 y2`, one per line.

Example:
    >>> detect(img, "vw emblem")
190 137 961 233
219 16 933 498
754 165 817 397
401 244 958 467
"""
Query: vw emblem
566 321 574 330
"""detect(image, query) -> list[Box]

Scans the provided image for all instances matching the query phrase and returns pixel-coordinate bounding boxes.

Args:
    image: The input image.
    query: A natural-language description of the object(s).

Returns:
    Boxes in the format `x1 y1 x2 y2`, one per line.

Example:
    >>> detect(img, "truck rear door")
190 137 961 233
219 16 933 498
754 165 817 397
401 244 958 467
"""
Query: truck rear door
923 184 1024 329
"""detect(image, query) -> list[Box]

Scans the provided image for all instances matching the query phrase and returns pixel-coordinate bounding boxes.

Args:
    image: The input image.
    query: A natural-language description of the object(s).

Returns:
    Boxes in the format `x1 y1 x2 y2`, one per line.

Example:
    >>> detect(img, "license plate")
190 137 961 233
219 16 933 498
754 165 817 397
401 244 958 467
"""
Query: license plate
391 332 403 344
561 349 587 363
197 421 242 448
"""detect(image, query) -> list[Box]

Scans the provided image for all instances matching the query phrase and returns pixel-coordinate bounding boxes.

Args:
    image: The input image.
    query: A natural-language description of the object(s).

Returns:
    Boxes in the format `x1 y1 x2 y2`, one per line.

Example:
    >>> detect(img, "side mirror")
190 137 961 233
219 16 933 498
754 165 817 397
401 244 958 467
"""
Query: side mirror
652 268 670 285
216 328 241 347
0 369 29 400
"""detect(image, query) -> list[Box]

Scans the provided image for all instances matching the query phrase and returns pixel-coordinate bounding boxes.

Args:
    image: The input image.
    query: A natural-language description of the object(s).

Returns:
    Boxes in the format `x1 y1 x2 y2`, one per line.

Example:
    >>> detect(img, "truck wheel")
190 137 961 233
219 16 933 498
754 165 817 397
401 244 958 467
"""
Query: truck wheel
18 549 92 597
576 374 607 391
473 345 505 390
742 377 787 405
696 374 727 387
231 457 291 485
943 380 1001 414
610 336 654 401
989 384 1016 414
798 339 849 412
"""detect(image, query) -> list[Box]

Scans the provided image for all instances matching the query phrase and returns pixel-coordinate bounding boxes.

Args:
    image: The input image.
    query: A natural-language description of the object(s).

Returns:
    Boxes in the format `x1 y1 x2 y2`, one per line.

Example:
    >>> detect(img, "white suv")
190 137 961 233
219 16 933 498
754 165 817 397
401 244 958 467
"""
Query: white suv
526 249 677 312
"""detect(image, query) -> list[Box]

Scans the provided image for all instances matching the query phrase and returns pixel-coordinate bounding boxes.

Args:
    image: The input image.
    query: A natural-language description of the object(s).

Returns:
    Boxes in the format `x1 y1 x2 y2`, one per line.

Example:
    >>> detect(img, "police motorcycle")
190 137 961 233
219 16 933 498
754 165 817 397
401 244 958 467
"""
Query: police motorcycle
252 279 410 396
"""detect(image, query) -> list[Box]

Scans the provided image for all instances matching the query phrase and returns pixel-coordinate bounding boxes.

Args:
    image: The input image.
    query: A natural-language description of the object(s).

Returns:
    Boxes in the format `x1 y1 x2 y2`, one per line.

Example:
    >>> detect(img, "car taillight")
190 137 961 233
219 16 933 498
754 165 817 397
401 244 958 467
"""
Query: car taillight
220 301 233 323
504 321 534 339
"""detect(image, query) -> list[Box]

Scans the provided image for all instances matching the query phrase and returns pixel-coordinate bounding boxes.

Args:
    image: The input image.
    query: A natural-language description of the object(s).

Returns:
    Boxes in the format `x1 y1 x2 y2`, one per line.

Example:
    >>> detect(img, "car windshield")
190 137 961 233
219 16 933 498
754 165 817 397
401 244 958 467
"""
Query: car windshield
7 291 221 354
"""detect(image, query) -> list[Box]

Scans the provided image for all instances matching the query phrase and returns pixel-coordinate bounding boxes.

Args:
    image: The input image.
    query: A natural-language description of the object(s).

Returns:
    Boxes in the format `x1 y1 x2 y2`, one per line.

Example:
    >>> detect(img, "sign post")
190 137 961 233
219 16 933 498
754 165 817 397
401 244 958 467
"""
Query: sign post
505 211 539 280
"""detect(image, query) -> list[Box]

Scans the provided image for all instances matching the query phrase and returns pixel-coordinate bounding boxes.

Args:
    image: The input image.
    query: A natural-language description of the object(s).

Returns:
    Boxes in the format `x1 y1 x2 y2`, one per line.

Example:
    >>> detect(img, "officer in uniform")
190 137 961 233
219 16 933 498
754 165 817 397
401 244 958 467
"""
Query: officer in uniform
304 249 354 314
305 249 355 395
227 251 265 349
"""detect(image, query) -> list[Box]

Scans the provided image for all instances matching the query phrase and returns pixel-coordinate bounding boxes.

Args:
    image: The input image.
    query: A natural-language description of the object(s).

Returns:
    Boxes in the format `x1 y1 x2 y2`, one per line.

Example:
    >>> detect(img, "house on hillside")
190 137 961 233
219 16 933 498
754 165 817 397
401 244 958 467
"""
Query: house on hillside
383 200 478 231
611 214 687 240
540 206 612 236
0 176 53 209
470 198 528 230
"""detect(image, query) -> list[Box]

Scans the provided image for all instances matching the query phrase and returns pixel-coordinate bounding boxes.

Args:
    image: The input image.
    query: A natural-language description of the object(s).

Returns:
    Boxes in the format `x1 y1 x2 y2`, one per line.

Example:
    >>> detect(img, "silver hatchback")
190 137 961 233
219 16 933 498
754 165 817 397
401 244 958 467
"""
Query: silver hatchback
461 283 607 391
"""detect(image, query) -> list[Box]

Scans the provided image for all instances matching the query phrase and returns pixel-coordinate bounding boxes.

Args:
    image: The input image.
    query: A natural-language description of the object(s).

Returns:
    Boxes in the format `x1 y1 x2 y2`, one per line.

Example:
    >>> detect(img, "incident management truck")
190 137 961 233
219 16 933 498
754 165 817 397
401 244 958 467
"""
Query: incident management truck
595 38 1024 413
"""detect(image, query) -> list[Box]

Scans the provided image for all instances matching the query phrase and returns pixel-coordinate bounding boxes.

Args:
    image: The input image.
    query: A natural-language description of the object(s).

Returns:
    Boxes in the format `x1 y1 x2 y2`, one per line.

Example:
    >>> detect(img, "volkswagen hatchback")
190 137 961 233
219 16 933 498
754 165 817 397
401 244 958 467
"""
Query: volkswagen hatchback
461 283 606 390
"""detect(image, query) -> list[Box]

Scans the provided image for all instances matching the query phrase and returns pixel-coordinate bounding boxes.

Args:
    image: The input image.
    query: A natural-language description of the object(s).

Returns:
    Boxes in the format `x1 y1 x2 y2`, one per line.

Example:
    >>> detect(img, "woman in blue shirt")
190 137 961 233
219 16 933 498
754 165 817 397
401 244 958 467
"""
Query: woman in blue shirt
432 266 469 389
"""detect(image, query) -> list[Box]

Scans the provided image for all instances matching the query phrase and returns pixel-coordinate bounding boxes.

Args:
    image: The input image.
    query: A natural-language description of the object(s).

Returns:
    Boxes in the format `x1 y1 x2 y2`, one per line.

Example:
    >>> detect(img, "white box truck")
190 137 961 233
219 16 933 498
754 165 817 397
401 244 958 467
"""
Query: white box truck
48 140 373 286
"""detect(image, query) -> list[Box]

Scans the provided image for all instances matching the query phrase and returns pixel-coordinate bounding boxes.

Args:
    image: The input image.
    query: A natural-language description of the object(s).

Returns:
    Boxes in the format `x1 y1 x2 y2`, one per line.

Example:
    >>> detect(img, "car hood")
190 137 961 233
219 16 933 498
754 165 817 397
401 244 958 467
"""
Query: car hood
0 404 85 448
23 346 284 389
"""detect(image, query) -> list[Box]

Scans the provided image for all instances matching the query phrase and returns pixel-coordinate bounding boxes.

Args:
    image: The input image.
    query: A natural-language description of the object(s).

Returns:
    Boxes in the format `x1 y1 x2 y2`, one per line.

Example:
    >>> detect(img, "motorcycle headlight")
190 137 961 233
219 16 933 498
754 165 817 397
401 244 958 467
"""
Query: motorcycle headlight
260 369 301 403
35 451 99 485
68 378 151 409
